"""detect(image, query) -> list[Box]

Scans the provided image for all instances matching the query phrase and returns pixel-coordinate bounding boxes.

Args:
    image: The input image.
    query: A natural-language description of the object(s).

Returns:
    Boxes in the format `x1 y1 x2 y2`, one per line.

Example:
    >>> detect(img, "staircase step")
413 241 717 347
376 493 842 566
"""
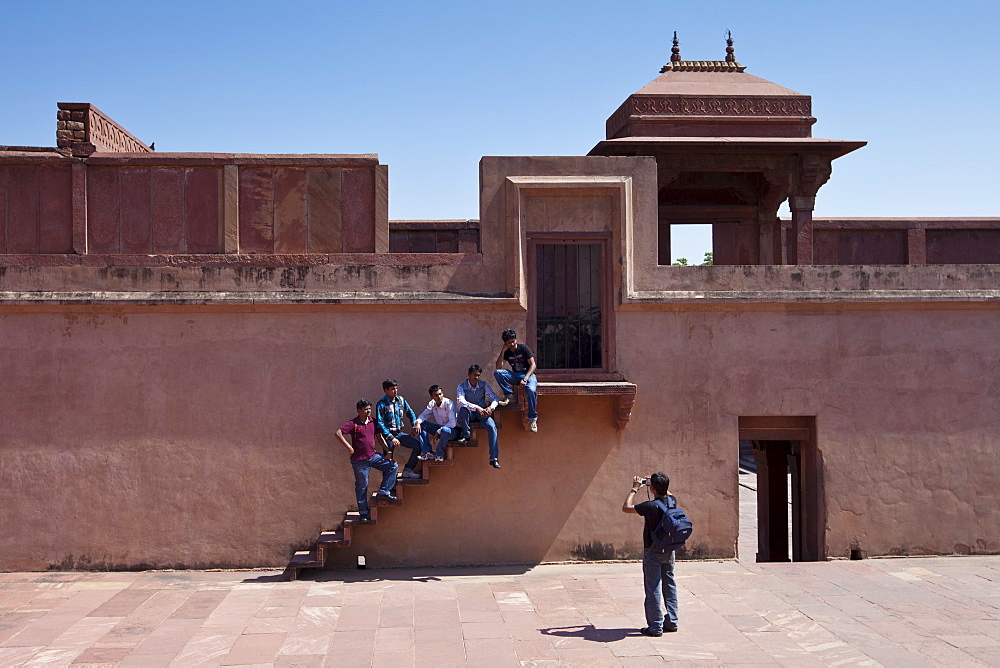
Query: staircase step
289 550 323 569
371 491 403 507
425 458 455 467
317 530 350 548
396 476 429 485
344 511 375 526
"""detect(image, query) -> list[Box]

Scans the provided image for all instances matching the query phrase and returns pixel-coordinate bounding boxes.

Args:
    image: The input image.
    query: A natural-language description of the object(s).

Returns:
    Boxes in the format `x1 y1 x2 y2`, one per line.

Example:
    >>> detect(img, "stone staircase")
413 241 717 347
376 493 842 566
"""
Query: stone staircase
282 419 501 581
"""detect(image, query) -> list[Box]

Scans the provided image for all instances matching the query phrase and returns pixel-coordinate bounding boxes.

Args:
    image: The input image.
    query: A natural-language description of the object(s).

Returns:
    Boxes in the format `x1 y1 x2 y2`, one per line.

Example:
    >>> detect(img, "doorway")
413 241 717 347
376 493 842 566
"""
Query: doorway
737 416 823 562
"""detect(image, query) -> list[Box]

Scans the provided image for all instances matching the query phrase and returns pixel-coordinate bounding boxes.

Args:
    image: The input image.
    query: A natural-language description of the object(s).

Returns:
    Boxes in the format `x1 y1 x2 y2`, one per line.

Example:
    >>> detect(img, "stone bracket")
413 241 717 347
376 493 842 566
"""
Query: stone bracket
515 381 637 430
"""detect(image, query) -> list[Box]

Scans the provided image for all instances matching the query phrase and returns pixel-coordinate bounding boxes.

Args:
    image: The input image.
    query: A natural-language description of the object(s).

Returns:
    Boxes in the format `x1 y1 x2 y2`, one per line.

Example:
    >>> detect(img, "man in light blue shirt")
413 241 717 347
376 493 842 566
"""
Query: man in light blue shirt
456 364 501 469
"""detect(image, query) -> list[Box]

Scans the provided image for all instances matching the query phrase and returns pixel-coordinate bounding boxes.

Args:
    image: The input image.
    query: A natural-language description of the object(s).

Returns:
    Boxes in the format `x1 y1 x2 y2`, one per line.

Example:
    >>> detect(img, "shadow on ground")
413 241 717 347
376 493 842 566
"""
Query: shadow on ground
242 563 536 584
541 625 638 643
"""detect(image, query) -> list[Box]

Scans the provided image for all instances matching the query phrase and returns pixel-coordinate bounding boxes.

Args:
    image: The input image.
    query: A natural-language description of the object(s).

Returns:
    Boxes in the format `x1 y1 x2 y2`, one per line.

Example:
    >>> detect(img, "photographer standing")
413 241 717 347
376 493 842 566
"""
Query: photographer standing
623 472 679 636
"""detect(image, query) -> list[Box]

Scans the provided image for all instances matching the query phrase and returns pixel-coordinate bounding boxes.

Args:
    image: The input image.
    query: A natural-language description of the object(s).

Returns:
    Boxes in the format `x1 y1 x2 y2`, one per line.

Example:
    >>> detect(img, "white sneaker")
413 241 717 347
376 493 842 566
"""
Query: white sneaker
529 420 538 433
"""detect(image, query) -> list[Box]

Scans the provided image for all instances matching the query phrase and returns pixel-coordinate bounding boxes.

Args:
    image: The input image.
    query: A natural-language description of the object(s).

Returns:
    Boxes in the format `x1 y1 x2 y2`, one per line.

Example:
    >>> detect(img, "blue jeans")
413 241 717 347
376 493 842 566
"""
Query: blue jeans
418 422 454 458
350 453 397 515
456 407 499 460
493 370 538 420
387 432 421 471
642 548 678 631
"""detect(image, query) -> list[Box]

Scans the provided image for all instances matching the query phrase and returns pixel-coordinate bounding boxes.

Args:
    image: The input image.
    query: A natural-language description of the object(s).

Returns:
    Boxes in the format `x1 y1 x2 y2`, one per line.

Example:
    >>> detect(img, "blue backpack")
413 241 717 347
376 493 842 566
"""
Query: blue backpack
650 496 693 553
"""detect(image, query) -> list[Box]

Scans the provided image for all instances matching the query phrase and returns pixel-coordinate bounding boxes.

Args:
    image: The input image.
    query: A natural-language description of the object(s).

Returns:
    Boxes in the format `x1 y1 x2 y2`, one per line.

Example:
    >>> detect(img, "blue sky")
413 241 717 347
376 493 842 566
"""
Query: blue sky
3 1 997 260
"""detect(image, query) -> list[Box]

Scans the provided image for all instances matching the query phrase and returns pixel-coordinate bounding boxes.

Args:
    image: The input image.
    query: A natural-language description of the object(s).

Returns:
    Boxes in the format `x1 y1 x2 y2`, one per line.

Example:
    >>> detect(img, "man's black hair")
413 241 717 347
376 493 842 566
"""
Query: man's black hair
428 384 441 395
468 364 482 374
356 398 371 410
501 329 517 342
382 378 397 391
650 472 670 497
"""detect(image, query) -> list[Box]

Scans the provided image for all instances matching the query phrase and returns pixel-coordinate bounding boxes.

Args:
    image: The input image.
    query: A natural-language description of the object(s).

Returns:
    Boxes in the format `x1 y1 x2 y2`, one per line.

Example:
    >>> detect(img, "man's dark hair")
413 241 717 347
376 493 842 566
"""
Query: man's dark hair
356 398 371 410
428 384 441 395
468 364 482 374
502 329 517 342
382 379 397 391
650 472 670 496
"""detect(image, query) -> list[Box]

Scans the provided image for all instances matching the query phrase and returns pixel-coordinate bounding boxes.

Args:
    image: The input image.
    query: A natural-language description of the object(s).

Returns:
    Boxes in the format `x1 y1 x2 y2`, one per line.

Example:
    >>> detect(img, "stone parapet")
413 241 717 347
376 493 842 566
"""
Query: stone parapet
57 103 152 156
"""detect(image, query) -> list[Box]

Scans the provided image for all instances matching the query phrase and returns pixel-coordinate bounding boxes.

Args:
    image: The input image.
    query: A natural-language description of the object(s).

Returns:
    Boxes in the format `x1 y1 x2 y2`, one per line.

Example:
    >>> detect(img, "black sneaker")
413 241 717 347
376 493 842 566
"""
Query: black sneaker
455 432 472 443
639 627 662 637
358 513 371 523
374 491 398 502
663 623 678 633
490 459 501 469
416 452 434 461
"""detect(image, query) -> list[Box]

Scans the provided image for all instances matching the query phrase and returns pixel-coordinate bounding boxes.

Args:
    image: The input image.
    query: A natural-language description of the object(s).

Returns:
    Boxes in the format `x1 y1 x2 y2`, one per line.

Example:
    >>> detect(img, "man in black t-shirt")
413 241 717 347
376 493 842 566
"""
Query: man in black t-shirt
493 328 539 432
623 472 679 636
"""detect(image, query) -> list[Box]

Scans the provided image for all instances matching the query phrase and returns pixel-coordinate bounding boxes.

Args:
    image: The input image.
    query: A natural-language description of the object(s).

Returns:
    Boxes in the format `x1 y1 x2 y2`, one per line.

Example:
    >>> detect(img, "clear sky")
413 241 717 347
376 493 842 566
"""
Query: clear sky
2 1 997 260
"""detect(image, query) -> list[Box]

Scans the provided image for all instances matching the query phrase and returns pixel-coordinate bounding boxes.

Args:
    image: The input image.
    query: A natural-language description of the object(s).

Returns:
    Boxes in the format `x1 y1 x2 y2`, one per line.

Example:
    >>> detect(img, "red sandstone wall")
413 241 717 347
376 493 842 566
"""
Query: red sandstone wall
616 306 1000 559
2 303 997 571
0 154 387 256
0 165 73 253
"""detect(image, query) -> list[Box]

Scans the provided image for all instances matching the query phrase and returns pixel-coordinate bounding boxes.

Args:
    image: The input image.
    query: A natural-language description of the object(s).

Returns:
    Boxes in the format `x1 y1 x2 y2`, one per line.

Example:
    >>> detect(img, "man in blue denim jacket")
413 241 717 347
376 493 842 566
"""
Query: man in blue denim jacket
375 379 423 479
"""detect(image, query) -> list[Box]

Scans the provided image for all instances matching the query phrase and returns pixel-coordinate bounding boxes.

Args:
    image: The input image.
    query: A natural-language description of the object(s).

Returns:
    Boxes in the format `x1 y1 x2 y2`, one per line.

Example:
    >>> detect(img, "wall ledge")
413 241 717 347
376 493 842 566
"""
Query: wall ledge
510 381 637 430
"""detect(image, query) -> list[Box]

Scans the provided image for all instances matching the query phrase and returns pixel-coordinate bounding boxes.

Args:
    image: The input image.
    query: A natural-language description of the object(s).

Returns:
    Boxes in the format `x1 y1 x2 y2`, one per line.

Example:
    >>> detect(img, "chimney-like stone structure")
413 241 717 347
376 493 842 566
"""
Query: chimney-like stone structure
56 103 152 156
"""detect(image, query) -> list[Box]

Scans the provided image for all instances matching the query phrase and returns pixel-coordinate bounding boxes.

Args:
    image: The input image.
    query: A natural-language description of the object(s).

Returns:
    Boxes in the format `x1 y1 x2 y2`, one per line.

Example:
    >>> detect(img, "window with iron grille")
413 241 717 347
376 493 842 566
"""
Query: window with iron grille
534 242 603 370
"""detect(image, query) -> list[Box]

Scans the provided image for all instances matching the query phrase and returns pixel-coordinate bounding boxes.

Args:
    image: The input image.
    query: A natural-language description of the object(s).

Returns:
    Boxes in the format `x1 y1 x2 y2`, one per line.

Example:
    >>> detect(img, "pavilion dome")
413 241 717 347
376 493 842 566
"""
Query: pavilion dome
605 35 816 140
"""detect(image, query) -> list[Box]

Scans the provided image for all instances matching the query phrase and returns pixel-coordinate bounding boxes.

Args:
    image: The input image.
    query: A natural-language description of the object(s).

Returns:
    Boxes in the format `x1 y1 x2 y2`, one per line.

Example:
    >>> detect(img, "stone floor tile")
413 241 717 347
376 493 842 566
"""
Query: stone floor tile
323 629 375 665
463 637 521 667
373 625 413 653
169 633 239 667
462 621 511 640
938 633 1000 648
119 618 203 667
244 615 296 634
220 631 287 665
512 638 559 660
554 645 624 666
377 603 413 628
20 647 80 666
371 649 415 667
86 589 155 618
70 645 132 665
964 645 1000 664
617 656 667 666
168 589 229 620
272 654 326 667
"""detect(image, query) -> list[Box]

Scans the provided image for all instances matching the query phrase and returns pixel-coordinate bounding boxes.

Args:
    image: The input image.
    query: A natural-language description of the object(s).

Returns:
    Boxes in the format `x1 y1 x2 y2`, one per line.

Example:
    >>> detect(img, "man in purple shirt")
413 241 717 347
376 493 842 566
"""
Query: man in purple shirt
335 399 397 522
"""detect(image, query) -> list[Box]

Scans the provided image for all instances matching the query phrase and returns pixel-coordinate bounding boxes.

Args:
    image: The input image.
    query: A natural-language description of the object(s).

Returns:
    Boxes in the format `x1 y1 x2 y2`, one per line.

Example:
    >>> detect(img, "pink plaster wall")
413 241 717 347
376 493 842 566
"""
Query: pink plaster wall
615 305 1000 559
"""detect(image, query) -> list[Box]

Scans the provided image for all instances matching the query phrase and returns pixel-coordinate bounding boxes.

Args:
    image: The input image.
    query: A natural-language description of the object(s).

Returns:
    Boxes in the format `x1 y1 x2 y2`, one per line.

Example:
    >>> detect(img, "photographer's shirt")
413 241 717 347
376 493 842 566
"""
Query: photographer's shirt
503 343 535 374
635 496 672 549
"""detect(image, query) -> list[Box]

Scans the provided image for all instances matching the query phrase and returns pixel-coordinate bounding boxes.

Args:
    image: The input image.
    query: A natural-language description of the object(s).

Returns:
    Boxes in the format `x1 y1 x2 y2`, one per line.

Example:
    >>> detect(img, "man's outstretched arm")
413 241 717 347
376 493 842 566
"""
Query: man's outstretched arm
622 476 645 513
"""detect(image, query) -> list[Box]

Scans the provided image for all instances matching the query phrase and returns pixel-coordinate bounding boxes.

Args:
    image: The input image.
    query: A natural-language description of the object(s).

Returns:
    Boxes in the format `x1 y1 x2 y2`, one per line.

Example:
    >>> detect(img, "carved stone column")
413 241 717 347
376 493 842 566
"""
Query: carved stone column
788 195 815 265
788 155 832 265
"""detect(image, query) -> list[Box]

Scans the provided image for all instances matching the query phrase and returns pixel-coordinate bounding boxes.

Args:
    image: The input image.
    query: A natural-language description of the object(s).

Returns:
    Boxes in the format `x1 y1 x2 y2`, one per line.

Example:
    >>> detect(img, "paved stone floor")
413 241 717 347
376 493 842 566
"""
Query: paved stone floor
1 554 999 667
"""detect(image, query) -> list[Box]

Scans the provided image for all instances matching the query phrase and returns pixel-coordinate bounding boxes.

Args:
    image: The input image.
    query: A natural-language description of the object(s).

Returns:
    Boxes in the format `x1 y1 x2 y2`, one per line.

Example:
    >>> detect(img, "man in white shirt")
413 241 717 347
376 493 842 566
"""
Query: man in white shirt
414 385 457 463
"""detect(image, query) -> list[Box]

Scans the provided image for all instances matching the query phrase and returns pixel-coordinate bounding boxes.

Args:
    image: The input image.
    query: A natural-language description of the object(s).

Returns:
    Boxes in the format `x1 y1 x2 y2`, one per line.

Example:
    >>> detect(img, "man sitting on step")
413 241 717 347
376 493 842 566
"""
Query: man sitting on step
375 379 424 479
335 399 397 523
456 364 502 469
494 328 539 433
414 384 457 463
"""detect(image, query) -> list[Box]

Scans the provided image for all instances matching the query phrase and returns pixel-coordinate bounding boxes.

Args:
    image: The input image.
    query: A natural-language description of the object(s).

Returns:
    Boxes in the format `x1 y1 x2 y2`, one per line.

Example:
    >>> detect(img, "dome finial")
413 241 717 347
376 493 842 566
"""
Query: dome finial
725 30 736 63
671 31 682 63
